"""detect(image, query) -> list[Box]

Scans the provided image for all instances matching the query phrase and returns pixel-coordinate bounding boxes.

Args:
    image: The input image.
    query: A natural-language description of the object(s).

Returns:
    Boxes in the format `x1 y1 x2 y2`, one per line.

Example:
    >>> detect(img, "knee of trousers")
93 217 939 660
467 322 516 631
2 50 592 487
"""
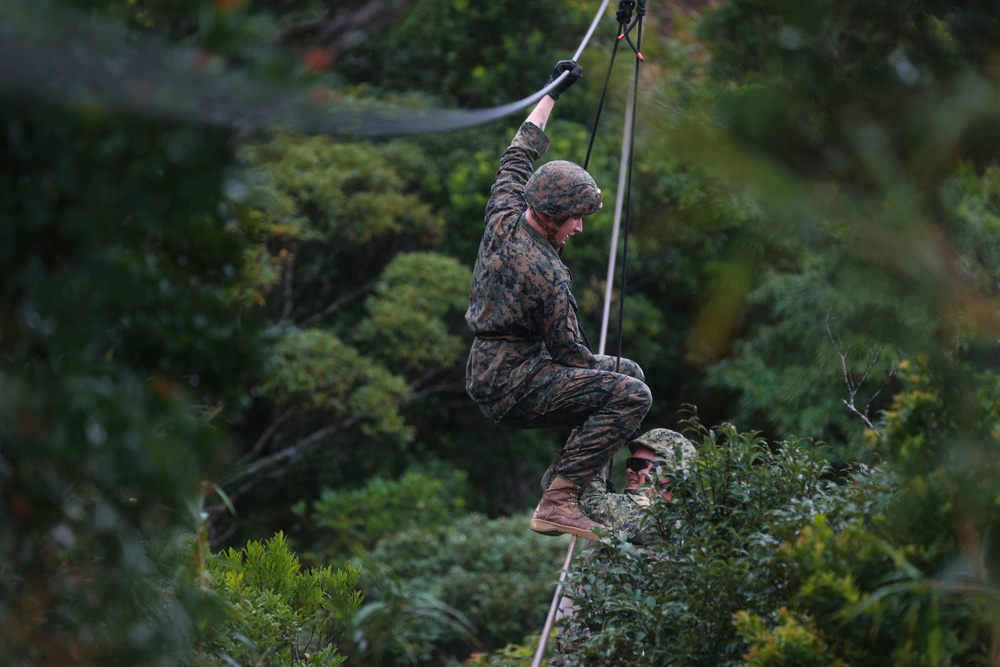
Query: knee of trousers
617 357 646 383
622 380 653 426
618 377 652 416
596 378 651 431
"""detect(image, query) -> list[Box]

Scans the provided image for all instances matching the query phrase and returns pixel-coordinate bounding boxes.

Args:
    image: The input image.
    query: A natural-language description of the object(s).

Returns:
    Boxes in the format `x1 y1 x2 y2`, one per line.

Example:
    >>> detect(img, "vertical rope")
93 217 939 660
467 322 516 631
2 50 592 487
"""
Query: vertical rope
599 89 634 357
582 26 622 172
530 534 578 667
614 12 643 364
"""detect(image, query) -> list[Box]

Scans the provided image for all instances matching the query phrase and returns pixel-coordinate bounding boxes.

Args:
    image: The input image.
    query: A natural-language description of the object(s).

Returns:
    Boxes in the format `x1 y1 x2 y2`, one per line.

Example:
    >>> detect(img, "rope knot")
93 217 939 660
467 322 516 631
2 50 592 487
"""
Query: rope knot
616 0 636 25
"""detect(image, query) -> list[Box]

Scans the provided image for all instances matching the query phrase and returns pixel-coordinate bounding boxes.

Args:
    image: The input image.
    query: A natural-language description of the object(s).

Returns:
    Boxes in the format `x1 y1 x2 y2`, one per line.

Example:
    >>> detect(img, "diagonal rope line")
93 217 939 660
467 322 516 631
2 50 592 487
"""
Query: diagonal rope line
0 0 611 138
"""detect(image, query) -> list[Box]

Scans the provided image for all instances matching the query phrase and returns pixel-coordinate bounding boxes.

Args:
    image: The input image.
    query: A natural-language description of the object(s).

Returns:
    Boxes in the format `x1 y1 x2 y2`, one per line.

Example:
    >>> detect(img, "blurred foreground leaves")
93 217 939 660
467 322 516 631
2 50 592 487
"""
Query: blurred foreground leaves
0 101 265 663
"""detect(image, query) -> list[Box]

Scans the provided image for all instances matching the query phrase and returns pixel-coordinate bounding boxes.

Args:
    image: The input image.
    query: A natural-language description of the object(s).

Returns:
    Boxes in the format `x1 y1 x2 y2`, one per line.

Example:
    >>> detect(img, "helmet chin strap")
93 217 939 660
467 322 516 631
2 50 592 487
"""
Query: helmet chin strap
528 207 565 249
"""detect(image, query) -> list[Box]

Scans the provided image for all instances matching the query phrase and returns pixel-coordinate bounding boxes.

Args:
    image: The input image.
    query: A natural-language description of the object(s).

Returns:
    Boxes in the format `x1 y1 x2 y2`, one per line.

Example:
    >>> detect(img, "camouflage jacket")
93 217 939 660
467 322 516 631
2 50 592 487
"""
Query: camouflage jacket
580 472 659 545
465 122 598 422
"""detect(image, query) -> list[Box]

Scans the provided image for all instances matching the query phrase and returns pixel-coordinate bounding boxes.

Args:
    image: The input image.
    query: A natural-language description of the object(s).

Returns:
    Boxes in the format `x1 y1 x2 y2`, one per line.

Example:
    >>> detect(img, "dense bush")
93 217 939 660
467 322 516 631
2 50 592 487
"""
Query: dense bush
546 421 891 666
735 356 1000 665
299 468 470 565
463 636 541 667
348 513 571 666
197 532 362 666
291 469 564 665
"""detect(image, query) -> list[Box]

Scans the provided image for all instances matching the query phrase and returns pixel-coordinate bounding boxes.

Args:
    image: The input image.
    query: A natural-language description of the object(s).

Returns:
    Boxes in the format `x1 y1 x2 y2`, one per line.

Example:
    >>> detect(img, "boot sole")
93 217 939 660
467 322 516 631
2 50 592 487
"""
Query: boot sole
529 521 563 537
530 518 599 541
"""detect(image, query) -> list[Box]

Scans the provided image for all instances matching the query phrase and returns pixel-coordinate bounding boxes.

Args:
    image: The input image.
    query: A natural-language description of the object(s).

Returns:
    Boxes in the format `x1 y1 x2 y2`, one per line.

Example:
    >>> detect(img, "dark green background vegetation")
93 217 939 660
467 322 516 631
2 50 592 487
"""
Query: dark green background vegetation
2 0 999 665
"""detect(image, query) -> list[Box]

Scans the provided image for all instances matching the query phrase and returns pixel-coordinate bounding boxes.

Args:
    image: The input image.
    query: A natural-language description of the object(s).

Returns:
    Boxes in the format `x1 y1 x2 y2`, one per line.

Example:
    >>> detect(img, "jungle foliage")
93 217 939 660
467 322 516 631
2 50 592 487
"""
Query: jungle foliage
2 0 1000 665
197 532 362 666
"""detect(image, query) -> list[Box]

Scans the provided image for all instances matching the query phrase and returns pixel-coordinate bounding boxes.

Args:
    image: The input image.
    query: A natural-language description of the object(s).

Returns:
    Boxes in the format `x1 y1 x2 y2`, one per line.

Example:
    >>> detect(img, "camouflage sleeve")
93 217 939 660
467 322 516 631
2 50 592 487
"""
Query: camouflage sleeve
579 470 653 543
536 282 596 369
484 122 550 226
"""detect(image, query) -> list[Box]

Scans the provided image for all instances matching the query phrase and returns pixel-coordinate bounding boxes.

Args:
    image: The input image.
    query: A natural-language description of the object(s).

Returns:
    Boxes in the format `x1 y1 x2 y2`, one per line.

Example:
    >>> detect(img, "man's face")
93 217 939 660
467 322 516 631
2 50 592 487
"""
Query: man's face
554 215 583 247
625 446 674 501
625 447 657 490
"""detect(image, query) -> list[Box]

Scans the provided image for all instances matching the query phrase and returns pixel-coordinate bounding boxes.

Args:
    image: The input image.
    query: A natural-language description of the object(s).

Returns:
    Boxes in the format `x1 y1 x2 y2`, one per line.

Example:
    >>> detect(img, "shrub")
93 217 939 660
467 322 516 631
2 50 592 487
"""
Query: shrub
197 532 362 666
302 469 469 566
348 513 571 665
557 421 887 666
736 357 1000 665
462 634 542 667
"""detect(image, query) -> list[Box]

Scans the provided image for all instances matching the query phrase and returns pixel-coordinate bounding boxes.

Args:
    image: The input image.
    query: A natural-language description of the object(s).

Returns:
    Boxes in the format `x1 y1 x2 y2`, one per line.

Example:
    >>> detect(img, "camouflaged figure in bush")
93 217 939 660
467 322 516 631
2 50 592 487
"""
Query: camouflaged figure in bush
541 428 697 545
465 68 652 541
627 428 698 473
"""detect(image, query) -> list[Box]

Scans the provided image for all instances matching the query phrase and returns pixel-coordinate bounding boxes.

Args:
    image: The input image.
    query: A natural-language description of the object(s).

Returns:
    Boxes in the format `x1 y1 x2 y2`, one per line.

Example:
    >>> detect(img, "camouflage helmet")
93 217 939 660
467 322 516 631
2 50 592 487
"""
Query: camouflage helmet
523 160 602 221
628 429 697 472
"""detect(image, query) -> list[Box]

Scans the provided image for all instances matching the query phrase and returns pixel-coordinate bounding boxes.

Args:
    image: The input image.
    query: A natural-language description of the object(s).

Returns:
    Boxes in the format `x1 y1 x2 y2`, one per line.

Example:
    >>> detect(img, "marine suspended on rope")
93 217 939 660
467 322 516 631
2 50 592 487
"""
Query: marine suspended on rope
530 2 652 664
463 58 652 543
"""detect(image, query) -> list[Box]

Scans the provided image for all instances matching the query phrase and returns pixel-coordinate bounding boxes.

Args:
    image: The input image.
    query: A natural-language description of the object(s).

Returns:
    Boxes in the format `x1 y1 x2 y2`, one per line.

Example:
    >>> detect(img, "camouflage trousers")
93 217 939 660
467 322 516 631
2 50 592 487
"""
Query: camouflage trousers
502 354 651 488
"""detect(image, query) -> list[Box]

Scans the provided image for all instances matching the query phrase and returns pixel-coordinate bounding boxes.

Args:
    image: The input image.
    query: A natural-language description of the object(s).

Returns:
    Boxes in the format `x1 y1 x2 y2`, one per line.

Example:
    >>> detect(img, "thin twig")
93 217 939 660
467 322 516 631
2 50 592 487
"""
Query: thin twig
298 278 377 327
242 406 297 460
222 415 362 492
826 311 893 439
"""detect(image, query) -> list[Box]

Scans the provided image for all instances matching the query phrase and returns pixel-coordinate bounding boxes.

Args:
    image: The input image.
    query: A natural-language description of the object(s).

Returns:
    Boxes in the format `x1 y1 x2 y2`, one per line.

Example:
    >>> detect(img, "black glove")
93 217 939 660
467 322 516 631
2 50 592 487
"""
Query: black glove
546 60 583 100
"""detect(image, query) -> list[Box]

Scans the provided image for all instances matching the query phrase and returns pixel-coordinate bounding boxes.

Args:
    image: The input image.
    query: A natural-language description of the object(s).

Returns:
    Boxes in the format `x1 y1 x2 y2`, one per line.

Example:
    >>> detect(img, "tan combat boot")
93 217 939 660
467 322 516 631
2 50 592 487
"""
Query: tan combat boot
530 476 605 540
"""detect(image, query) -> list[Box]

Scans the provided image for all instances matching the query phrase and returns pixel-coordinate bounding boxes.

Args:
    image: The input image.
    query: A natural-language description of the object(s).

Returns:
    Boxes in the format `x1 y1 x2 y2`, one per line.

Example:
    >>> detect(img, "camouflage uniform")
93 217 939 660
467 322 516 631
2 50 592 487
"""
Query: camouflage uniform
581 429 698 544
579 474 656 543
465 121 651 488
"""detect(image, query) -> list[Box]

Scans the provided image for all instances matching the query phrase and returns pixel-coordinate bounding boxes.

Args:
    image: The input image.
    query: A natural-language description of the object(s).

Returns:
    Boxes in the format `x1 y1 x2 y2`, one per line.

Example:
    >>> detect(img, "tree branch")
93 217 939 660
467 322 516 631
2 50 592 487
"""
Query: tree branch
242 406 297 461
205 340 467 544
827 311 896 439
206 415 363 543
298 278 377 327
408 361 468 400
221 415 361 494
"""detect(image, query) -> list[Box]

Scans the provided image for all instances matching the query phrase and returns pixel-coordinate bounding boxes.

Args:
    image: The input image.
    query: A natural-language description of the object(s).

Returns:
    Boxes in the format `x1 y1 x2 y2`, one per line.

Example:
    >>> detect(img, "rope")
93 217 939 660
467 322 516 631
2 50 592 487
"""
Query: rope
599 90 634 356
531 533 579 667
582 22 623 172
0 0 614 139
614 5 644 366
531 5 647 664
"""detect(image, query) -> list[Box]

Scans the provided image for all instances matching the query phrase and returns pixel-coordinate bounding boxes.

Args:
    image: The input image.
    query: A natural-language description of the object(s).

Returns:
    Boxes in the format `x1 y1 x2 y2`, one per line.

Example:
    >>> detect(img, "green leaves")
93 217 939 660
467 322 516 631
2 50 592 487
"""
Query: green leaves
261 328 412 439
242 135 443 245
201 532 362 666
306 469 468 561
355 252 471 374
558 419 874 666
356 513 571 660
